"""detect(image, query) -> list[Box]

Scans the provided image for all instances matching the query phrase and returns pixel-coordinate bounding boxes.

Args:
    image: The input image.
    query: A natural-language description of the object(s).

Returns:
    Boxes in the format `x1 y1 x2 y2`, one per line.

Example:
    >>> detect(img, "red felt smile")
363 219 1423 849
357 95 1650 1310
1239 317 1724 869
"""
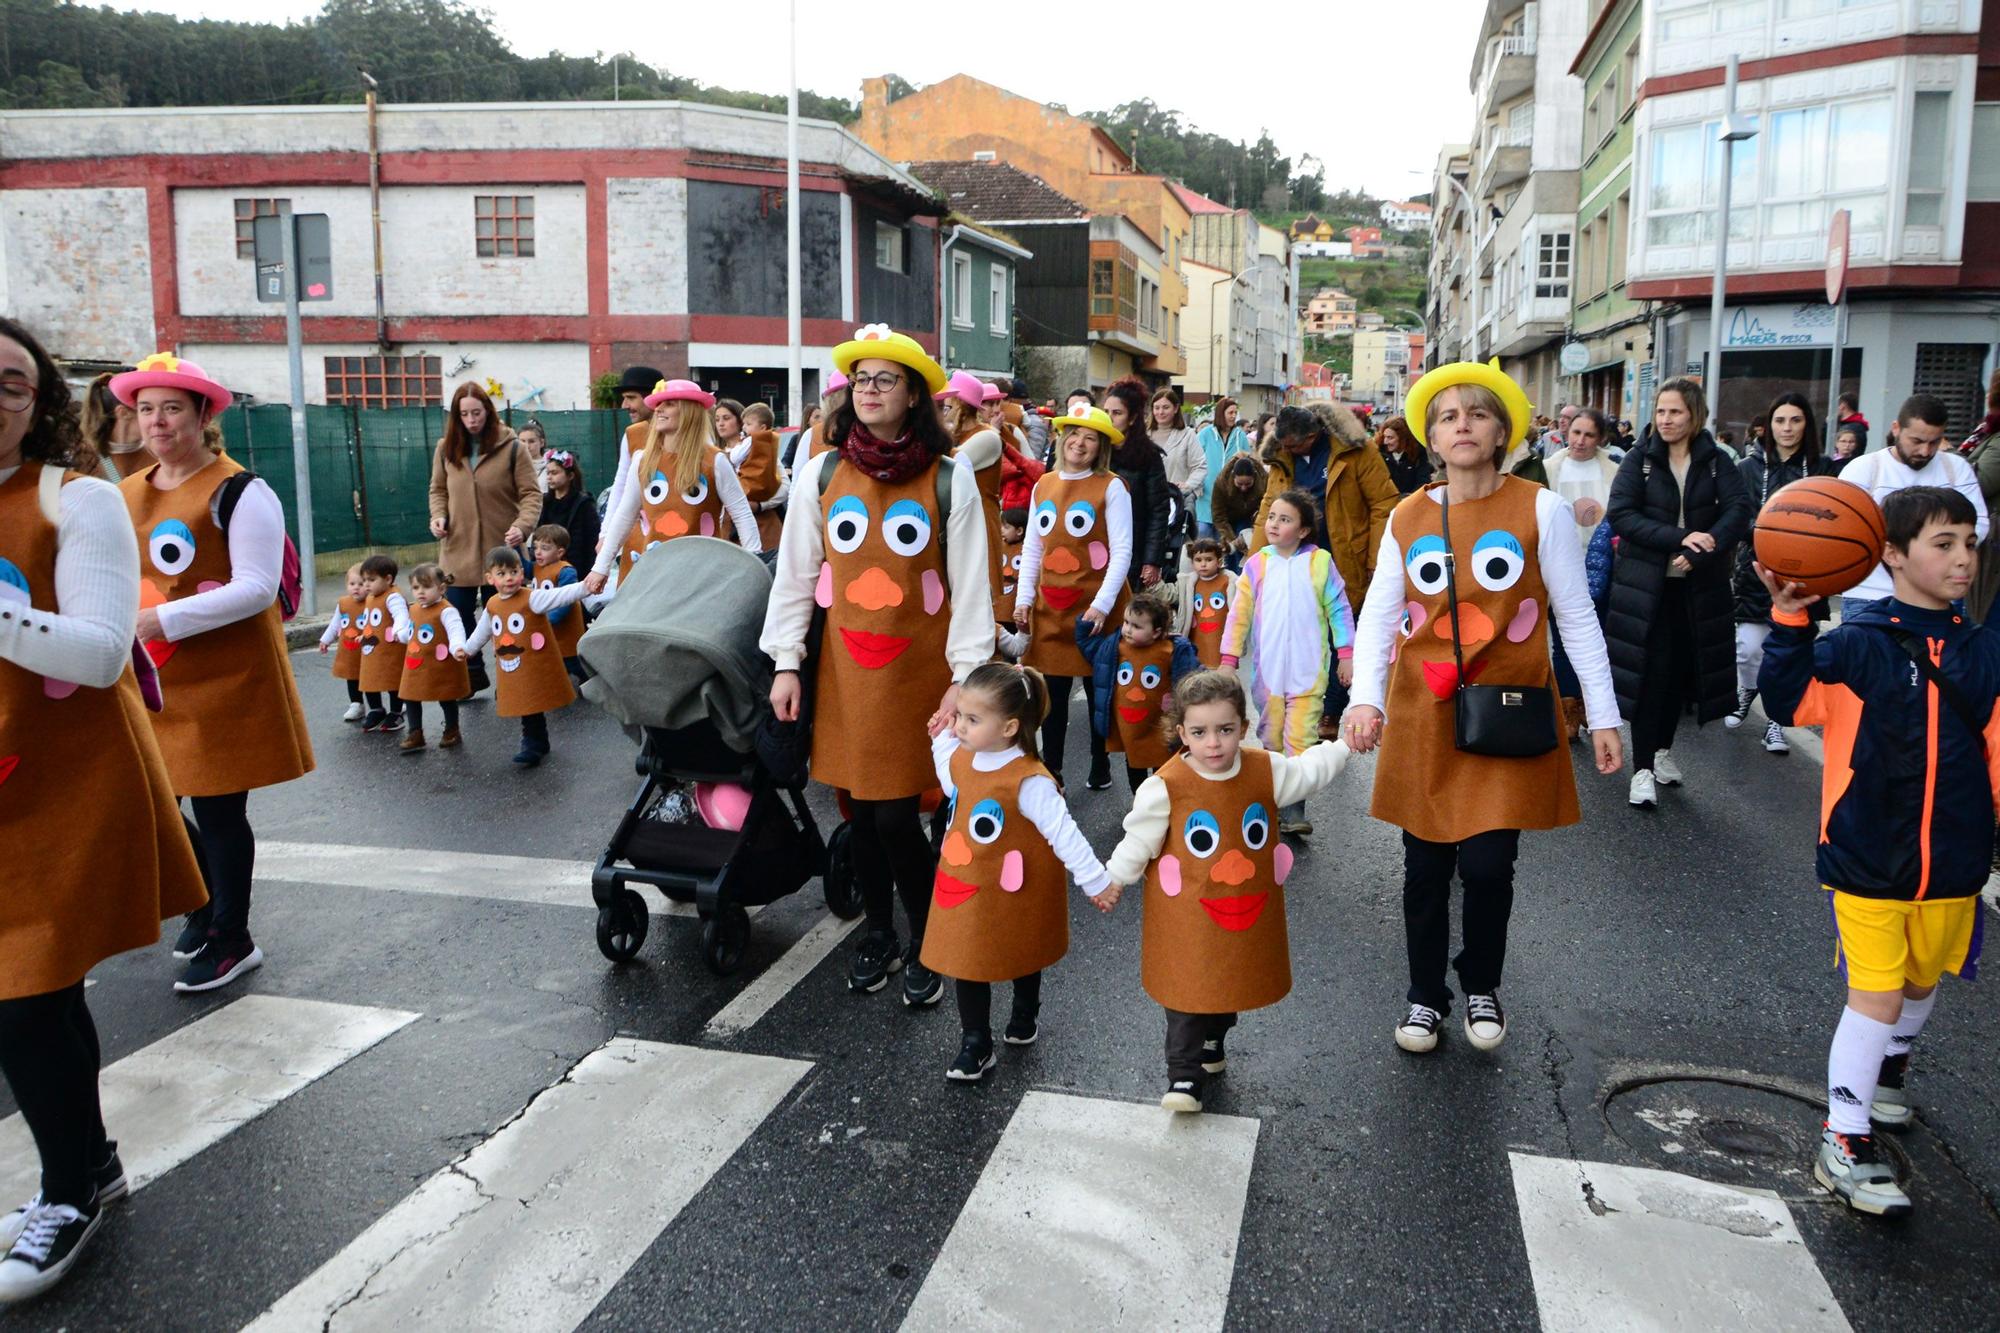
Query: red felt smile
405 654 424 671
1041 586 1082 612
933 871 978 909
1199 892 1268 931
1196 618 1223 632
1117 704 1151 724
1421 658 1485 700
144 639 177 668
0 755 17 787
840 627 912 668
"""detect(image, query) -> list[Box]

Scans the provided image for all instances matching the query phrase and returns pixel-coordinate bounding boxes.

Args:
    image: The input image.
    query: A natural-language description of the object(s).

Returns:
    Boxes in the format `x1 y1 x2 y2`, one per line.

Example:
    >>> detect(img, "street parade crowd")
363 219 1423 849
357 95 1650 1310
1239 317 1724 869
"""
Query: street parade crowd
4 306 1999 1302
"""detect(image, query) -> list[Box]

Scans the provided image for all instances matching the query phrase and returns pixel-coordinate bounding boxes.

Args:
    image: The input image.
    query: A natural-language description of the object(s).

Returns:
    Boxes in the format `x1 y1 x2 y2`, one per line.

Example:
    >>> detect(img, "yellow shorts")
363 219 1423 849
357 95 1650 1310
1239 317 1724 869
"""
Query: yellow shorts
1829 890 1984 993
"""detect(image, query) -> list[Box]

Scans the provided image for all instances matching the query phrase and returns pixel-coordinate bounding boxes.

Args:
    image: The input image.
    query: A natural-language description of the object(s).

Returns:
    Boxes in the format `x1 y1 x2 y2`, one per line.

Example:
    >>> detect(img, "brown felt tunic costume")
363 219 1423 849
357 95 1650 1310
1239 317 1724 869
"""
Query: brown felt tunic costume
620 445 724 572
482 587 576 718
1107 635 1176 769
955 422 1007 613
919 747 1069 982
122 454 314 797
330 593 364 681
357 585 405 693
1188 572 1231 668
995 541 1022 626
534 561 585 657
397 598 471 703
733 429 786 549
1141 749 1292 1014
811 457 952 800
1022 471 1128 679
1370 477 1578 843
1 465 208 998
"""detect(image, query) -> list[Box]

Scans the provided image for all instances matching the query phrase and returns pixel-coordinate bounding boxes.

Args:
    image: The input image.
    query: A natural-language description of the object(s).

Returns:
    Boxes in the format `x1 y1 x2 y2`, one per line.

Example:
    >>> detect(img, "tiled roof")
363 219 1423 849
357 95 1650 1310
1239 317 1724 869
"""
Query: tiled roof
1166 181 1233 215
905 160 1089 222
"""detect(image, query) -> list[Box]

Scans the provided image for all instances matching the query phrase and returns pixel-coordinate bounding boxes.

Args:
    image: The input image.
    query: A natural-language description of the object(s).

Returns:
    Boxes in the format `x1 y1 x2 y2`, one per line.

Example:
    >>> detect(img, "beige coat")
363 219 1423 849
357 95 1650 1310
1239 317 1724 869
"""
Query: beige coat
428 425 539 586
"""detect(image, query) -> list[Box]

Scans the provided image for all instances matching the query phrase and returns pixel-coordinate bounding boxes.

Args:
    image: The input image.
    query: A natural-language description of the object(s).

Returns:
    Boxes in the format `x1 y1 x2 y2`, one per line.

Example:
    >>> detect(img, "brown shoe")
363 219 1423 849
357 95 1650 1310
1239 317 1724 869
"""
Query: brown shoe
438 726 462 749
399 730 427 754
1318 714 1342 741
1562 697 1587 742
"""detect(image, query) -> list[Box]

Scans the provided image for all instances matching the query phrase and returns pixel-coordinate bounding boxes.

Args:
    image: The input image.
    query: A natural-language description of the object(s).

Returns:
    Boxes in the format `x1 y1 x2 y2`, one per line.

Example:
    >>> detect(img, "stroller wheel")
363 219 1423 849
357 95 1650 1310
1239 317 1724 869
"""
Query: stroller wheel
701 903 750 975
823 822 863 920
596 888 649 963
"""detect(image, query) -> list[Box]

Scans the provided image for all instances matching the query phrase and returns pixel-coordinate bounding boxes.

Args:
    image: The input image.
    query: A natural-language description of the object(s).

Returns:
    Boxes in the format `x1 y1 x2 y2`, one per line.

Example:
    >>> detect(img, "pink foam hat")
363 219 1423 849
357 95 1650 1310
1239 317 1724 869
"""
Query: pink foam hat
935 369 986 409
644 378 716 410
110 352 233 416
825 371 849 394
980 381 1005 402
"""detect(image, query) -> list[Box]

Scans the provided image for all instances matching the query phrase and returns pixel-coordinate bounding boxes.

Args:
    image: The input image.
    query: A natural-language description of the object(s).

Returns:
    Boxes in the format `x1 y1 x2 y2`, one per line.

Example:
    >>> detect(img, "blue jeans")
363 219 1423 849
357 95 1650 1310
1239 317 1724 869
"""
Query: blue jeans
1196 521 1217 541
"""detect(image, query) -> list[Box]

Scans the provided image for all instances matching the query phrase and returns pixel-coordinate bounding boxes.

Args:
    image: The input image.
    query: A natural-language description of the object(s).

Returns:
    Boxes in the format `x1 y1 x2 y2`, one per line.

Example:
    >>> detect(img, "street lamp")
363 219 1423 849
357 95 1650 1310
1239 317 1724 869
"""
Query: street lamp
1206 270 1250 399
1705 54 1758 425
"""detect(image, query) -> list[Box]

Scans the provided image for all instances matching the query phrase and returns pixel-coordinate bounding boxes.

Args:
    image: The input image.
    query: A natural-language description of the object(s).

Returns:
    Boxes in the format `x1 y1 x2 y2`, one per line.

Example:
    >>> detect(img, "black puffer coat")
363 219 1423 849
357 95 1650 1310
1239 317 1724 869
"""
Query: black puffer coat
1605 429 1755 725
1113 436 1173 582
1732 445 1832 623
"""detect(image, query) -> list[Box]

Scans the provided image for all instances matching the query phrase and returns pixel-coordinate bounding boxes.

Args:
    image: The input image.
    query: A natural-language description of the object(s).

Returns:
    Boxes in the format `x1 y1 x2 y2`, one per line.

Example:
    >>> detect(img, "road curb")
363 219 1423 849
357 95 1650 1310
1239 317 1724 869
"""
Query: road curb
286 616 331 650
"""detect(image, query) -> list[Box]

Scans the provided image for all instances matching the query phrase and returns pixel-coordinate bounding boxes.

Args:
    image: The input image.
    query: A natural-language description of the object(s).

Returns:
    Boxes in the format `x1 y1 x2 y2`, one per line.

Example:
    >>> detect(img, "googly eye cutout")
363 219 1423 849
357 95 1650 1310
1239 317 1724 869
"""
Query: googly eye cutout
1117 662 1135 686
827 495 869 555
490 614 505 635
417 624 436 645
1208 591 1228 610
367 608 384 627
881 499 933 557
1032 501 1058 537
1471 530 1526 592
0 558 29 607
1063 500 1098 538
147 519 197 576
1009 553 1023 571
681 475 711 506
643 470 671 507
1139 665 1163 691
1241 802 1271 851
1182 810 1221 859
538 578 555 591
335 612 351 630
1399 608 1416 638
968 798 1006 845
506 613 526 635
1406 534 1450 597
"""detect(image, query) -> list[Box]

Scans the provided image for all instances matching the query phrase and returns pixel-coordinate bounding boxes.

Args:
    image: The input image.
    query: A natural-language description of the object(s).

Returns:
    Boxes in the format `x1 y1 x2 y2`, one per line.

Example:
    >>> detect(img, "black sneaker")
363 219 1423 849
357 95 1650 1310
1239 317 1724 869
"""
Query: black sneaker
1725 688 1755 730
0 1146 121 1254
170 913 211 960
375 712 405 733
1161 1076 1204 1113
1200 1035 1227 1075
1003 1014 1040 1046
511 742 544 767
0 1197 101 1304
946 1032 997 1082
1463 992 1507 1051
847 929 902 994
359 709 387 732
1395 1002 1445 1053
173 933 263 993
1086 755 1113 791
901 943 943 1008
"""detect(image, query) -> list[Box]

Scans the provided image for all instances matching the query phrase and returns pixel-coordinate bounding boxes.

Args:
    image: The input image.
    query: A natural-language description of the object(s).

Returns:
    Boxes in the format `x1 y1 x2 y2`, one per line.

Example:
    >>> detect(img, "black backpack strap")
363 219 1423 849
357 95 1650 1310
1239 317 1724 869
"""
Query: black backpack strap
215 470 257 532
1879 627 1989 756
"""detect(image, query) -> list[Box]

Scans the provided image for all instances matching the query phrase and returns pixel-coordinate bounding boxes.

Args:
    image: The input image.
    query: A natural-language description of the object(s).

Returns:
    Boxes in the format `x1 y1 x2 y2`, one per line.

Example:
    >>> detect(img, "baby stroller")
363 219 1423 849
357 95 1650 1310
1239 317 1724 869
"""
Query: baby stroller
577 538 848 974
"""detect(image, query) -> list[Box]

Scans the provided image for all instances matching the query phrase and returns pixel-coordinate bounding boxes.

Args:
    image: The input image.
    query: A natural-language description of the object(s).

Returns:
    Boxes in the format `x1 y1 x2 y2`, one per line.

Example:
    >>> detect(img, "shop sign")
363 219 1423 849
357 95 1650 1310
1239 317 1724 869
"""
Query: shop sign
1722 303 1836 349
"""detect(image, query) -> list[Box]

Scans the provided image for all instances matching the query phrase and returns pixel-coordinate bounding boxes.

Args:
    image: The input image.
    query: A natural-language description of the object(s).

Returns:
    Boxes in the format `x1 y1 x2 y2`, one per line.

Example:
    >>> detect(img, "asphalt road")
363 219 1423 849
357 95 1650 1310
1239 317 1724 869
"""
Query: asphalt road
5 650 1998 1331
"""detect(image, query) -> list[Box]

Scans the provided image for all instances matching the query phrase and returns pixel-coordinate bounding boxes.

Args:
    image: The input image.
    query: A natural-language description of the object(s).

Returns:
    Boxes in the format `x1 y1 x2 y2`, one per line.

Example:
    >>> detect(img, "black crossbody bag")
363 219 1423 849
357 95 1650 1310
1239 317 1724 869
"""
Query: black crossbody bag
1441 491 1559 757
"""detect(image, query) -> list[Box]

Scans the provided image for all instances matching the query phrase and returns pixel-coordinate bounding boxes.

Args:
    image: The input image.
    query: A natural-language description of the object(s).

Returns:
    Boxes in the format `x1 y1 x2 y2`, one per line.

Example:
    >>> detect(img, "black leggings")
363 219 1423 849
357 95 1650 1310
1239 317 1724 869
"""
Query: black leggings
363 690 401 713
182 790 255 939
404 699 460 731
955 972 1043 1037
1632 580 1696 773
0 982 106 1208
446 584 490 686
850 795 935 941
346 680 362 704
1038 675 1106 786
1401 827 1521 1011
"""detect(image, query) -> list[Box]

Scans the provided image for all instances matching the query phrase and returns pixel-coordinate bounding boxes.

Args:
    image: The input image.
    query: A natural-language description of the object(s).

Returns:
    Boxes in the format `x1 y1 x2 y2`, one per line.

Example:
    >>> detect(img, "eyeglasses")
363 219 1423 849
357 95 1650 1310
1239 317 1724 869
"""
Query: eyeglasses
847 371 907 394
0 381 37 413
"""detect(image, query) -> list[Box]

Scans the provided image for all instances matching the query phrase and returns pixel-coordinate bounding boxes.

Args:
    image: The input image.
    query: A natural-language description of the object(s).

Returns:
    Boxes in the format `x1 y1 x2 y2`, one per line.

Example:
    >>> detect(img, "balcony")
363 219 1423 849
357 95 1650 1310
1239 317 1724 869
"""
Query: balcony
1478 126 1533 196
1476 32 1537 116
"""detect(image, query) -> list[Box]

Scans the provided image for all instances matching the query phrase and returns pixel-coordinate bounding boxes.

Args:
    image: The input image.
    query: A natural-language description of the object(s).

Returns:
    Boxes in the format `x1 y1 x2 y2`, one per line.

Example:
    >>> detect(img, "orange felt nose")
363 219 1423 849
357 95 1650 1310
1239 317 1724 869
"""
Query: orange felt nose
1211 848 1256 887
138 579 168 610
1126 686 1146 702
942 830 972 868
655 510 689 538
500 633 516 648
1434 601 1494 645
846 565 904 612
1043 546 1081 575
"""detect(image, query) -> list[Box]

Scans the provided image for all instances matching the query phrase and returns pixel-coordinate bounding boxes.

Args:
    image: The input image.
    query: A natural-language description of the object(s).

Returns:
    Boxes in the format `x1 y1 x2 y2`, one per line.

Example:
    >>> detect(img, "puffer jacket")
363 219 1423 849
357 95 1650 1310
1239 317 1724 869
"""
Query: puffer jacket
1211 455 1267 555
1113 435 1173 580
1732 444 1832 623
1253 401 1399 611
1604 429 1754 725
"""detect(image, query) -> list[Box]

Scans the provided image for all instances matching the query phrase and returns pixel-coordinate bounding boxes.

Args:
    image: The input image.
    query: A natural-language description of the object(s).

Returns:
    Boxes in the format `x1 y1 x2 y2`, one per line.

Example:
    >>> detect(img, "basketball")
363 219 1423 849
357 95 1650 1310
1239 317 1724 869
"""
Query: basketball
1751 476 1886 599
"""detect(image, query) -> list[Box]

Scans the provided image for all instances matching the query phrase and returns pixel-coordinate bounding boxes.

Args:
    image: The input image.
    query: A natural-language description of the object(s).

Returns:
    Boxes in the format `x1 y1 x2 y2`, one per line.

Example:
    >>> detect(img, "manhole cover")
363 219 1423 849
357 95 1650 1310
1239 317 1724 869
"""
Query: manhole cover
1603 1074 1909 1192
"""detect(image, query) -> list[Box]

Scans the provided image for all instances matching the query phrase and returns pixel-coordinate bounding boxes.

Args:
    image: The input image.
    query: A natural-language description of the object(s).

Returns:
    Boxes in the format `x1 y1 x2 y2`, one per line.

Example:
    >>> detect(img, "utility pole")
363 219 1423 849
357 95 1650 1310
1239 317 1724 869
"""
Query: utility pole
278 216 317 616
784 0 802 430
1707 55 1758 421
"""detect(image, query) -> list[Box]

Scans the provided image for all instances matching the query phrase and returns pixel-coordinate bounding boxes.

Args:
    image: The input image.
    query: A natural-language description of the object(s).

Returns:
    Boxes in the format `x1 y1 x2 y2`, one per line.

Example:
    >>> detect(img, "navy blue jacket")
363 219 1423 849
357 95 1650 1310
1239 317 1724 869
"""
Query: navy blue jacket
1760 598 2000 901
1075 618 1201 742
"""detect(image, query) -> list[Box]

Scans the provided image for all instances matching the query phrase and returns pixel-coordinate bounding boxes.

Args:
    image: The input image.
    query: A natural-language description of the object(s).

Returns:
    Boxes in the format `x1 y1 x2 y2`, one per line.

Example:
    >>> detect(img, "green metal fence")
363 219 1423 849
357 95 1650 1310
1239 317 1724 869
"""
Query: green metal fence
214 406 631 551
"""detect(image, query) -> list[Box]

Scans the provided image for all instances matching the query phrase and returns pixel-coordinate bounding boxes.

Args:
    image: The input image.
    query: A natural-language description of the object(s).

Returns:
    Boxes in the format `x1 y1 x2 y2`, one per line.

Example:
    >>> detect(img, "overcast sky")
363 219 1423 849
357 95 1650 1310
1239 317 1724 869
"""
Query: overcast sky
135 0 1485 198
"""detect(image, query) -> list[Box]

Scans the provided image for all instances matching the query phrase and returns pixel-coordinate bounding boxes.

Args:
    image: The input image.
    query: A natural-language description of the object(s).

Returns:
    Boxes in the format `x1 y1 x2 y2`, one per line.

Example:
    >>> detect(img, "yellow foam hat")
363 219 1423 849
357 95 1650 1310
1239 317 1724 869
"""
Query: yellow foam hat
1051 406 1125 447
1403 359 1534 451
831 323 949 395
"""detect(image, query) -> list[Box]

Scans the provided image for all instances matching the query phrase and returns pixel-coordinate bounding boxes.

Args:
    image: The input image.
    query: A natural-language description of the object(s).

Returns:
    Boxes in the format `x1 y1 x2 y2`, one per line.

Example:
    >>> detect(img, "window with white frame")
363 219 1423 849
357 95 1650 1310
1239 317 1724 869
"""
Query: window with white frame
950 253 973 327
1905 92 1951 226
1660 0 1761 38
1647 118 1759 244
1536 233 1571 299
988 265 1007 334
1974 105 2000 201
1759 95 1890 238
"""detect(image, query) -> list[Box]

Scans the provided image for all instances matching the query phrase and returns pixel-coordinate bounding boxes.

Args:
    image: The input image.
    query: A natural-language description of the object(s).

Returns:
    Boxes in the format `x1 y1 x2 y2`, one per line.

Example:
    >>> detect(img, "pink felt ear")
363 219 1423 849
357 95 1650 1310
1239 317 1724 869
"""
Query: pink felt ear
197 580 224 594
1089 540 1108 571
923 568 945 615
700 514 715 537
435 644 450 661
1160 854 1182 897
1506 598 1541 643
531 632 546 651
815 562 834 609
42 678 80 701
1274 843 1294 886
1406 600 1428 635
1000 849 1025 892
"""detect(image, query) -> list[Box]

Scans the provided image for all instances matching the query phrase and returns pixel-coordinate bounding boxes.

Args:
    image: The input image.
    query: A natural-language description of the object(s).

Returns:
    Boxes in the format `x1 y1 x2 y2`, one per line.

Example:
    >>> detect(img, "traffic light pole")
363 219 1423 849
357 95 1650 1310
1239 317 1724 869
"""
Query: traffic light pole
279 215 318 615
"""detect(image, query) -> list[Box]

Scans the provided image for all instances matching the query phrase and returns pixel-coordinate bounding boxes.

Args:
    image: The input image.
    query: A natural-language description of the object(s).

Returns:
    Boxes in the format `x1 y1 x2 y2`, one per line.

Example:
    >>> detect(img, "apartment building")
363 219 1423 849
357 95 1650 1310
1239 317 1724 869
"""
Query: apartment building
1381 200 1436 231
1353 329 1415 408
1568 0 1655 423
1305 289 1360 335
1170 182 1298 409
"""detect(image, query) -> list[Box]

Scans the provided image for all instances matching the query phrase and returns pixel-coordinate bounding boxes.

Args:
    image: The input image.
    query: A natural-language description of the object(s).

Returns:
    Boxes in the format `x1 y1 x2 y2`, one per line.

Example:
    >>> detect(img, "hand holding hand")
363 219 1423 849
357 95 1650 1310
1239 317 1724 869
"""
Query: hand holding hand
1336 658 1354 689
452 648 468 662
1681 530 1716 554
583 571 608 595
136 607 163 644
1014 604 1031 629
1752 562 1822 617
1340 705 1384 753
1141 564 1161 587
505 527 526 547
1592 728 1623 775
1094 883 1123 913
1081 606 1107 632
318 642 329 654
770 671 802 723
926 683 960 738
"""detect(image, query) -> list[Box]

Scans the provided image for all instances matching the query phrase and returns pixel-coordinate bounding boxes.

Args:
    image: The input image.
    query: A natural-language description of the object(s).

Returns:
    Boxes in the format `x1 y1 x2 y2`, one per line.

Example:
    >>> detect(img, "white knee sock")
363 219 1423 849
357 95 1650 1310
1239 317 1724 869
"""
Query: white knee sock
1886 990 1937 1059
1827 1007 1897 1134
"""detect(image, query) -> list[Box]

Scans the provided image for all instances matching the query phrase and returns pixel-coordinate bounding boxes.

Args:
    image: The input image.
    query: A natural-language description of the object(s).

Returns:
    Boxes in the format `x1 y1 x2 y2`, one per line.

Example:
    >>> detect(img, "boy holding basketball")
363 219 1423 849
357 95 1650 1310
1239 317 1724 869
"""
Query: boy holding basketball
1757 486 2000 1218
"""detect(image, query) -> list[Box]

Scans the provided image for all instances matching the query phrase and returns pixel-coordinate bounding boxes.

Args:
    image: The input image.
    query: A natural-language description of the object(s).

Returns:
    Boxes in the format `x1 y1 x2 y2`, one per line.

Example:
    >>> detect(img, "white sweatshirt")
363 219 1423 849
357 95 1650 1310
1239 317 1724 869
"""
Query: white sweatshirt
152 474 287 643
1013 471 1134 618
932 733 1110 895
1103 740 1350 887
0 467 138 689
1836 446 1990 600
594 447 761 574
391 602 467 654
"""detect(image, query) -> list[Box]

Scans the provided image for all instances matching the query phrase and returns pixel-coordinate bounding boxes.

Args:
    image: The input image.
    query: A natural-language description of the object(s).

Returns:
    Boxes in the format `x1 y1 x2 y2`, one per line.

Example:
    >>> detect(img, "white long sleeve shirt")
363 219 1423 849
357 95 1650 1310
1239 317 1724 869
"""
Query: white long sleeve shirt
731 438 793 512
932 733 1109 895
759 450 994 681
1013 471 1133 618
594 447 762 574
153 475 286 643
1104 740 1350 887
1835 446 1990 600
0 467 138 689
1348 486 1621 732
391 602 467 653
462 579 592 653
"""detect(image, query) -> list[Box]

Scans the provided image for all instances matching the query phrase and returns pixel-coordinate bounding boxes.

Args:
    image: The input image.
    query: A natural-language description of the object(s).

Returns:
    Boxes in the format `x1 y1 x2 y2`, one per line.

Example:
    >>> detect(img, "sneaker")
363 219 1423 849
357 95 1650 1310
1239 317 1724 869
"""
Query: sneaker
399 731 427 754
170 913 210 960
1464 993 1507 1051
901 944 944 1008
1395 1003 1444 1053
0 1198 101 1305
359 709 387 731
1652 750 1683 786
1 1148 124 1255
173 933 263 993
438 726 463 749
846 929 902 994
1872 1053 1915 1132
1086 756 1113 791
1161 1077 1205 1113
945 1033 996 1082
1724 688 1754 730
1814 1125 1912 1217
1003 1014 1040 1046
342 701 366 723
1628 769 1658 809
511 742 543 767
1763 720 1790 754
1199 1035 1227 1075
375 712 405 733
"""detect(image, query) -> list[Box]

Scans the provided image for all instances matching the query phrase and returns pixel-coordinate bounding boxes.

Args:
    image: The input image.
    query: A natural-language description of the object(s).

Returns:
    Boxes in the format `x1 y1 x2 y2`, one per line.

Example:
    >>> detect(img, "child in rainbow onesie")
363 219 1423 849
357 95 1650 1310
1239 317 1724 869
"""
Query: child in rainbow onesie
1219 487 1354 837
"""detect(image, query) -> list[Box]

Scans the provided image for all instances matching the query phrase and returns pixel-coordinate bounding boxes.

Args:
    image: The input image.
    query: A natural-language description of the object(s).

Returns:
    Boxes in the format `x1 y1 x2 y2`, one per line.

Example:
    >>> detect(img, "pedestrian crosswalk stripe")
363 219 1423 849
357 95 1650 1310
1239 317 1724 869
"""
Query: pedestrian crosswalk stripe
1509 1151 1851 1331
243 1039 810 1333
0 995 416 1205
701 909 858 1040
900 1090 1260 1332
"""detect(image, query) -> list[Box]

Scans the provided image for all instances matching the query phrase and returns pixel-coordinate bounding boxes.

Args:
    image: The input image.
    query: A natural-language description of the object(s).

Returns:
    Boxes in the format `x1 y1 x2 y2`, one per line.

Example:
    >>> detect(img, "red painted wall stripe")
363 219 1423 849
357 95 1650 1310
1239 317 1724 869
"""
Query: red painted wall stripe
1638 33 1979 102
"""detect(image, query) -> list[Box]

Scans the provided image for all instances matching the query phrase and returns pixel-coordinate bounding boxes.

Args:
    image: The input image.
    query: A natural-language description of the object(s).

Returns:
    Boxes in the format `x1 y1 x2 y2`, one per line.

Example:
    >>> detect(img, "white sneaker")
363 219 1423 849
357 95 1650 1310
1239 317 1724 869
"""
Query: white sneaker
1394 1003 1444 1053
1652 751 1683 786
1463 993 1507 1051
1628 770 1658 808
342 701 365 722
1763 720 1790 754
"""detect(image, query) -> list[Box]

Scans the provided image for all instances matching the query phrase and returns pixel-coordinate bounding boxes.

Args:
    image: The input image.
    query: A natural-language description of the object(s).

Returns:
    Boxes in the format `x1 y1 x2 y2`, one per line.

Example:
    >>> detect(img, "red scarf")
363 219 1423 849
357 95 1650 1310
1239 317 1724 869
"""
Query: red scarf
839 421 937 485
